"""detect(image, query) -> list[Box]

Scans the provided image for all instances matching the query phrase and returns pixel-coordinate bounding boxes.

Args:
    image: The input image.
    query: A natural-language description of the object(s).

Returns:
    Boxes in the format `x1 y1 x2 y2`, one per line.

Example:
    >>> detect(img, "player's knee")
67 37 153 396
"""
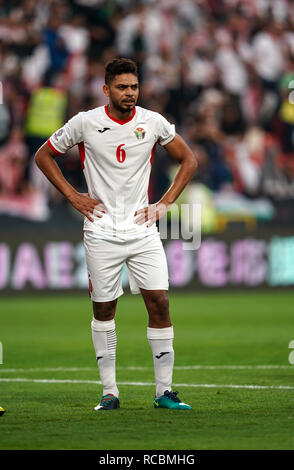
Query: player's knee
146 290 169 315
93 300 116 321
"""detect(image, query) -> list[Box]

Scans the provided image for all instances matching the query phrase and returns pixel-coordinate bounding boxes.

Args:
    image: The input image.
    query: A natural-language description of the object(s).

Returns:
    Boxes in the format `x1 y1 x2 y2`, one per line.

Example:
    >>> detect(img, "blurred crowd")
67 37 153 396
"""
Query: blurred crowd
1 0 294 223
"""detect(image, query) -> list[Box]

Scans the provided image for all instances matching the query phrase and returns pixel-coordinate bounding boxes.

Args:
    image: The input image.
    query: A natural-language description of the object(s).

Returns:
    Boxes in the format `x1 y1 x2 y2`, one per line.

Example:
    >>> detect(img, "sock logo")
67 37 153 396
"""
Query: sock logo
155 352 170 359
96 356 103 361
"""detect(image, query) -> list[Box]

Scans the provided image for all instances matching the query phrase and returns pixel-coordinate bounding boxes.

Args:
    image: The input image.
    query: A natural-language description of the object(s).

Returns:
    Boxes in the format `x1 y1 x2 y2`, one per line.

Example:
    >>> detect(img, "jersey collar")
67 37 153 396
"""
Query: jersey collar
104 105 136 125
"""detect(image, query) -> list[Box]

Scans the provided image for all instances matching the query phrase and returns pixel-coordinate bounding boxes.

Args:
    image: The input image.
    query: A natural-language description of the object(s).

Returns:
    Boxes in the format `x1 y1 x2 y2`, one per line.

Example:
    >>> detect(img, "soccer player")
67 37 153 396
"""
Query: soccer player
35 58 198 411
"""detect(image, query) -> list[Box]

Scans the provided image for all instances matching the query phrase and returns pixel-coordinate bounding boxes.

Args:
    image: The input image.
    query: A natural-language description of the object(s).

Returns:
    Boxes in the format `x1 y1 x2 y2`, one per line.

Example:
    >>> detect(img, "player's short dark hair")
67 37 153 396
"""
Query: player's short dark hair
105 58 138 85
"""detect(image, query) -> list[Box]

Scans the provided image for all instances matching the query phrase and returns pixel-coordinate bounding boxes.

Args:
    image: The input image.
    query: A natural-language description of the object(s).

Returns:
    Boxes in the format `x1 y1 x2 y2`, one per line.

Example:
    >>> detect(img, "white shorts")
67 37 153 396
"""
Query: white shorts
83 232 169 302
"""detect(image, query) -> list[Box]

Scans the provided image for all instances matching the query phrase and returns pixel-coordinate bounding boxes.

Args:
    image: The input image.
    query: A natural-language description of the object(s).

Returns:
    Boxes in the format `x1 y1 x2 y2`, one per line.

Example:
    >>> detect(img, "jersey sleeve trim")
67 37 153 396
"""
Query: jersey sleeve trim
159 133 175 147
47 138 64 156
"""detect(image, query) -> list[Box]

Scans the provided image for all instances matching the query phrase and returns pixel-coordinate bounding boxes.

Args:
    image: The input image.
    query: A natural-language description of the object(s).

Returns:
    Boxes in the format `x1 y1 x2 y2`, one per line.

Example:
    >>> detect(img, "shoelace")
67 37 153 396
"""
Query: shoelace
164 390 181 402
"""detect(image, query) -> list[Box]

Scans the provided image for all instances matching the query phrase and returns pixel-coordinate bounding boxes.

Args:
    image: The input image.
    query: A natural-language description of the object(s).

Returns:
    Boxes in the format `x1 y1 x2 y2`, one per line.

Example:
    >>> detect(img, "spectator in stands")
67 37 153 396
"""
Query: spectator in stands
0 0 294 221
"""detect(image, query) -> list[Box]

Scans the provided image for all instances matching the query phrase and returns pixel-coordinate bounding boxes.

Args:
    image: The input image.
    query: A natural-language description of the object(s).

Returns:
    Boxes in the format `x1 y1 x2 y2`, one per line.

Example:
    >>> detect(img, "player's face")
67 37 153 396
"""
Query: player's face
104 74 139 114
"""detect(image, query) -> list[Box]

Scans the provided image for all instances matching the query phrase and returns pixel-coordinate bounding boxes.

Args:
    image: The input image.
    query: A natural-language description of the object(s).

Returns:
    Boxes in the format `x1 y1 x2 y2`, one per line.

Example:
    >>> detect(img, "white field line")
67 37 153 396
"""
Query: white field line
0 365 293 373
0 377 294 391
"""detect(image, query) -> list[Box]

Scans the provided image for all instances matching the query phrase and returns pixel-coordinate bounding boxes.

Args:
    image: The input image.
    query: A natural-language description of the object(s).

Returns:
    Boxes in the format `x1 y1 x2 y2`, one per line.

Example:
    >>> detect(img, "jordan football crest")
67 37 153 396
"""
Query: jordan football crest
134 127 146 140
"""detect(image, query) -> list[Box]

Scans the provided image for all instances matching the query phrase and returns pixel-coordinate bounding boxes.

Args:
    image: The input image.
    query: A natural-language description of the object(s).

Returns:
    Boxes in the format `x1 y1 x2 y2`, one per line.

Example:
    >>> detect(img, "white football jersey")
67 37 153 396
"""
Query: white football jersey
48 105 175 240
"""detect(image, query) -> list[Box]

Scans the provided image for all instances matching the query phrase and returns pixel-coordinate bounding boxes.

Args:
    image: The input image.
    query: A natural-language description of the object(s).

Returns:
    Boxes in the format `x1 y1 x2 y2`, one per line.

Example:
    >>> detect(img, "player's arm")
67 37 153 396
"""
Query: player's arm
158 133 198 206
34 141 105 222
134 133 198 226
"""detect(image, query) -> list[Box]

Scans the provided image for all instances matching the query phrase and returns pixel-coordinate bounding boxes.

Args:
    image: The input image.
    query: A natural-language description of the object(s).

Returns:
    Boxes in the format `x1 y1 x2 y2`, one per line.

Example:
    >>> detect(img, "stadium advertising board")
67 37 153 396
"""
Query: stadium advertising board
1 229 294 293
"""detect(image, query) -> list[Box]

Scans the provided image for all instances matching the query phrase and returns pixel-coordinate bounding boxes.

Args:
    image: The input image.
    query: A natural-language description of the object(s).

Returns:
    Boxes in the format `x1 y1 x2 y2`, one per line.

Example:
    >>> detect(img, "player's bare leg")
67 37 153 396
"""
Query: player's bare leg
141 289 171 328
141 289 192 409
93 300 117 321
91 300 120 410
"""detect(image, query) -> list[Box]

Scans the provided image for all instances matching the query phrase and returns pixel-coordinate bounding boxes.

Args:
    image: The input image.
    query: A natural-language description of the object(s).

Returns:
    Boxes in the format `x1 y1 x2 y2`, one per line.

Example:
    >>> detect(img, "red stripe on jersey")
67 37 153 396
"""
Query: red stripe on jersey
104 105 136 124
47 139 64 156
78 142 85 170
150 141 157 165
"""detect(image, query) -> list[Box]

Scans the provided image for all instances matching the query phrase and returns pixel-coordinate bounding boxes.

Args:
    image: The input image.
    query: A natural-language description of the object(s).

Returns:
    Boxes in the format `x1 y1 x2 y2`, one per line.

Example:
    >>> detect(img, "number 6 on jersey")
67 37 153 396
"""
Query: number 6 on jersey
116 144 126 163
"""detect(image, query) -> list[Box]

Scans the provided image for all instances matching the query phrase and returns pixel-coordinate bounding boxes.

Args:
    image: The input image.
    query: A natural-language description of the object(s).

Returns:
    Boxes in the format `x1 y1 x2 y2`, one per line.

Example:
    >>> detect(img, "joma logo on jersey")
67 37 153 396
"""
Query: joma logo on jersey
134 127 146 140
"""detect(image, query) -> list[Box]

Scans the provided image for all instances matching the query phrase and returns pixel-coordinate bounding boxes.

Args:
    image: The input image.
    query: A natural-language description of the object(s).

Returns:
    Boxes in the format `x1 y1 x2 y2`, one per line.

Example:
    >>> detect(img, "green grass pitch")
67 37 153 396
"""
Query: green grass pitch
0 291 294 450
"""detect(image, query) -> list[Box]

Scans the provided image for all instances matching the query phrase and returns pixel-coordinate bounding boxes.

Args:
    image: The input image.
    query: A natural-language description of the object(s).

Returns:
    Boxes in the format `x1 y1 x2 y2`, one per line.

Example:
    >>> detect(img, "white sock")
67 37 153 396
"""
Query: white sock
147 326 174 398
91 318 119 398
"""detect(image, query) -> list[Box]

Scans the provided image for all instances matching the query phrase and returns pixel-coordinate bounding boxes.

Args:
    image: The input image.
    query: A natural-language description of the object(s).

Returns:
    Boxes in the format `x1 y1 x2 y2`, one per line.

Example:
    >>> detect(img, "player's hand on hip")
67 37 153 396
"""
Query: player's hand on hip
68 192 106 222
134 202 170 227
